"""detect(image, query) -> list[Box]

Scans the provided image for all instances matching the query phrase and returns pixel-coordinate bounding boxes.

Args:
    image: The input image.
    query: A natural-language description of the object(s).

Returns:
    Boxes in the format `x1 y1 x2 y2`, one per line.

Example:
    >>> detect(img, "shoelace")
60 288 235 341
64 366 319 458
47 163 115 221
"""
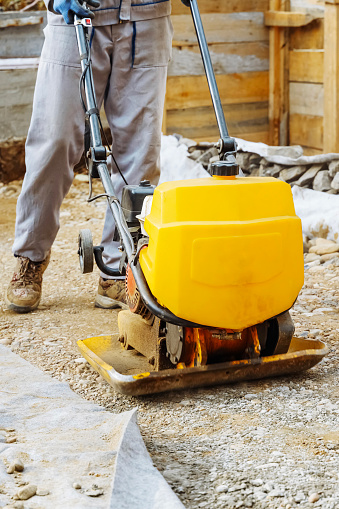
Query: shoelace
13 258 43 285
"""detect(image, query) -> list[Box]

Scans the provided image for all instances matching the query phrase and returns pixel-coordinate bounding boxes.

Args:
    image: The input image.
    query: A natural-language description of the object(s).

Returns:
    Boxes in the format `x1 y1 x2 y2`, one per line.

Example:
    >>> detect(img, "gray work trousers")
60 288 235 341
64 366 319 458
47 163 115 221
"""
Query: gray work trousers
13 18 172 274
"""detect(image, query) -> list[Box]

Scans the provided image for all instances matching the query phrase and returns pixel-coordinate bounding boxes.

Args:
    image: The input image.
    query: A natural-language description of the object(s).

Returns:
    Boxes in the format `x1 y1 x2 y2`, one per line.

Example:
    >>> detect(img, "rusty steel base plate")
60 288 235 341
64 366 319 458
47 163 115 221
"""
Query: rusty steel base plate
77 335 328 396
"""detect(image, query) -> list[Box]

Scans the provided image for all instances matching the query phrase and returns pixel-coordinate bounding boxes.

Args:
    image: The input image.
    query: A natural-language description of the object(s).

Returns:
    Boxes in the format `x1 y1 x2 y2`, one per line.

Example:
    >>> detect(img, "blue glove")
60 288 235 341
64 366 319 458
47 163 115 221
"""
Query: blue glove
53 0 100 25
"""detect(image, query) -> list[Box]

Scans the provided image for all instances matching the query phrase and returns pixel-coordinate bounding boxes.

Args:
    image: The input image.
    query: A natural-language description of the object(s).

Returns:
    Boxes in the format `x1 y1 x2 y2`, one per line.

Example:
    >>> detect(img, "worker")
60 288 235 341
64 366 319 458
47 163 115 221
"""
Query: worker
6 0 190 313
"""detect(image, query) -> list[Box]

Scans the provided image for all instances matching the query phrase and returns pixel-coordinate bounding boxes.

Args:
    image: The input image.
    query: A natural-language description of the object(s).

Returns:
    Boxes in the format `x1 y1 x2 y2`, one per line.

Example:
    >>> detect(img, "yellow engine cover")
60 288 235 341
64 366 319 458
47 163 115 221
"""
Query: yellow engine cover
139 176 304 330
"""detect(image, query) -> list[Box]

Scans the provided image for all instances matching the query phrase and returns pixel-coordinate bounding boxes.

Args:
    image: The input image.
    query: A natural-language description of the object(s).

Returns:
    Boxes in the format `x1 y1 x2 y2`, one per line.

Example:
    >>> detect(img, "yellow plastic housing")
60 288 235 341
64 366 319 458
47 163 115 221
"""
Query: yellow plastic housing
139 177 304 330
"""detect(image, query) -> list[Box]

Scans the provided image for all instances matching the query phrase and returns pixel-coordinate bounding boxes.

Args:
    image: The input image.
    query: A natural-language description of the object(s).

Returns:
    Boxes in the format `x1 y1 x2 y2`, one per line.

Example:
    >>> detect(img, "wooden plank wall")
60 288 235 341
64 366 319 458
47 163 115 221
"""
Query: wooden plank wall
288 0 325 153
0 12 45 141
164 0 270 143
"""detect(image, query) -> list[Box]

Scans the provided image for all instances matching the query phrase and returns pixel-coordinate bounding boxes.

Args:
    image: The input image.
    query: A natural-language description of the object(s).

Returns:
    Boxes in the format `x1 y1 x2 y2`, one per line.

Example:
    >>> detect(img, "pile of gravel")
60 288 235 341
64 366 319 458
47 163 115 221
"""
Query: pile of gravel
178 138 339 194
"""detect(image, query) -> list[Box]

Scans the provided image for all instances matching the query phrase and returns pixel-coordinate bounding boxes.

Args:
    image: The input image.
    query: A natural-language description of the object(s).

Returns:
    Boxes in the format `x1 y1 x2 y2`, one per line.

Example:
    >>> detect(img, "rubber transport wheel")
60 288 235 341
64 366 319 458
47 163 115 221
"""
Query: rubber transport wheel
78 229 94 274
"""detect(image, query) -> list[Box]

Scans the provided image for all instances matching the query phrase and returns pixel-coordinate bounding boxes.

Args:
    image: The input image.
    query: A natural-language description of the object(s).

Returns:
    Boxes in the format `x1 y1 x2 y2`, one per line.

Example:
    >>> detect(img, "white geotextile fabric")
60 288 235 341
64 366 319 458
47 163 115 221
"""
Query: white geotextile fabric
159 135 339 242
234 137 339 167
159 134 209 183
111 412 185 509
292 186 339 242
0 345 183 509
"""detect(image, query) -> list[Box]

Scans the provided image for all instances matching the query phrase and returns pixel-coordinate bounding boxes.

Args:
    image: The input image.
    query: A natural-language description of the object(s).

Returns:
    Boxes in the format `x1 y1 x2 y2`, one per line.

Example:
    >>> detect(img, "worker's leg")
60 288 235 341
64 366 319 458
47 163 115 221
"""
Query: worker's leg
12 25 112 262
99 17 173 274
7 25 112 312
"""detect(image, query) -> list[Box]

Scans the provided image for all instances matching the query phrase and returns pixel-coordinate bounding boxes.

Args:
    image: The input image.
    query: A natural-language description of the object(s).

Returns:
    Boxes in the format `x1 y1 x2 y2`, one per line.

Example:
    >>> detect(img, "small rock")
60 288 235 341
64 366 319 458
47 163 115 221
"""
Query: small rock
280 166 305 183
324 257 339 267
250 479 263 487
331 171 339 191
73 482 82 490
36 488 50 496
253 490 267 501
266 163 283 178
309 240 339 255
6 459 24 474
308 264 325 273
0 338 13 345
304 253 320 263
197 147 219 166
73 357 87 364
216 484 228 493
13 459 24 472
294 491 306 503
85 488 104 497
305 259 321 268
236 152 251 171
17 484 37 500
296 164 323 187
267 489 284 498
229 483 247 492
308 493 320 503
188 149 203 161
320 252 339 262
313 170 331 192
328 159 339 177
6 437 17 443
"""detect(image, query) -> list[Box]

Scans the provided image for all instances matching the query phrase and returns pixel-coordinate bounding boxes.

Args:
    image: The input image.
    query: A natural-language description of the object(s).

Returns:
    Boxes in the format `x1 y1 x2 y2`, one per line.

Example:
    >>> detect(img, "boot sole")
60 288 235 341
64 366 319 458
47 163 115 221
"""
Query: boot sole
95 294 129 310
5 293 40 313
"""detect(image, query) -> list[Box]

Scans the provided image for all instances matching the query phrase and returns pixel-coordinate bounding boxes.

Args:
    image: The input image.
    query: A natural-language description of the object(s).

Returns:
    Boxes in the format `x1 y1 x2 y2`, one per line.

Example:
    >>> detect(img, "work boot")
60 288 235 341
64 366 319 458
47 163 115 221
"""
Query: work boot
5 252 51 313
95 277 128 309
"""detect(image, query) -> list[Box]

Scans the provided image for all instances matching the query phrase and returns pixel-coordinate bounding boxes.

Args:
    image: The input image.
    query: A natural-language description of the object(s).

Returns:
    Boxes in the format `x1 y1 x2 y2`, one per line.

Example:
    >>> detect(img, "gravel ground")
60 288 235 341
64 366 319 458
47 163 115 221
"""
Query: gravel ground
0 178 338 509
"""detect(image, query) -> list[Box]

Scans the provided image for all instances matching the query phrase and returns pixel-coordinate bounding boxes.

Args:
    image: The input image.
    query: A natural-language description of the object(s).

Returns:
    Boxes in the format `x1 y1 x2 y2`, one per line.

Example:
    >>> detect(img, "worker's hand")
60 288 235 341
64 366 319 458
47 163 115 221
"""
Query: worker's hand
181 0 190 6
52 0 100 25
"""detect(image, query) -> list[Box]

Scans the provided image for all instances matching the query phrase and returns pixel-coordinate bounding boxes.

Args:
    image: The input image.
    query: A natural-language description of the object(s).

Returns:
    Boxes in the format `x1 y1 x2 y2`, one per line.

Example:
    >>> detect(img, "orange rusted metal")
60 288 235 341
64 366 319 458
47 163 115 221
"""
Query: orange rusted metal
180 327 251 368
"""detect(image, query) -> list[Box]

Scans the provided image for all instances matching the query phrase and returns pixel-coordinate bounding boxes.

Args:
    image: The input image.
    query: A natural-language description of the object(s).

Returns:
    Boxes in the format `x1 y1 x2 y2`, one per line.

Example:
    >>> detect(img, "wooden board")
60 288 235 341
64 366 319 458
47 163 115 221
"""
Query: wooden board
0 68 37 140
289 82 324 116
193 132 270 144
289 49 324 83
167 101 268 140
171 0 269 16
289 113 323 149
289 18 324 49
172 13 269 46
268 0 290 146
0 12 46 58
323 2 339 153
169 42 269 76
166 71 269 110
302 147 323 155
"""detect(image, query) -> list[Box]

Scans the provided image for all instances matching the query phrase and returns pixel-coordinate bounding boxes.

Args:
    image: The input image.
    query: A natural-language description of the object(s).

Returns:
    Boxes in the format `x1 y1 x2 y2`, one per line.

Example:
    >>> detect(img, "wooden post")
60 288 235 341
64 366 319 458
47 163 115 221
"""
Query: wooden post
324 0 339 153
268 0 290 146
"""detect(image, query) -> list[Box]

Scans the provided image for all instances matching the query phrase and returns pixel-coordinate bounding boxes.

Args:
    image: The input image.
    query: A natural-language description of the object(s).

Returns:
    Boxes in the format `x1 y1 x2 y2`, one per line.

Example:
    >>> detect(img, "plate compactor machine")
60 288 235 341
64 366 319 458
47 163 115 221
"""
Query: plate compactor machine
75 0 327 395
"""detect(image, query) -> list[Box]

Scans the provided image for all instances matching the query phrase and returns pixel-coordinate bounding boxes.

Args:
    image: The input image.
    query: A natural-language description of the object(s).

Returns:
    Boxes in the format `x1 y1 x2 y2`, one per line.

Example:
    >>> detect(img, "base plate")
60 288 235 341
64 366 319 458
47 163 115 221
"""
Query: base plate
77 335 328 396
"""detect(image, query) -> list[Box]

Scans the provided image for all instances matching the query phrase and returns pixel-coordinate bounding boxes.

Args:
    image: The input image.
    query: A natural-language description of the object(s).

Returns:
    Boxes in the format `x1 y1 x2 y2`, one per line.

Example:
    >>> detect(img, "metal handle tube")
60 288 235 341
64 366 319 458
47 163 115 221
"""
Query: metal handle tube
96 163 135 256
73 19 212 328
190 0 229 140
74 18 102 147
